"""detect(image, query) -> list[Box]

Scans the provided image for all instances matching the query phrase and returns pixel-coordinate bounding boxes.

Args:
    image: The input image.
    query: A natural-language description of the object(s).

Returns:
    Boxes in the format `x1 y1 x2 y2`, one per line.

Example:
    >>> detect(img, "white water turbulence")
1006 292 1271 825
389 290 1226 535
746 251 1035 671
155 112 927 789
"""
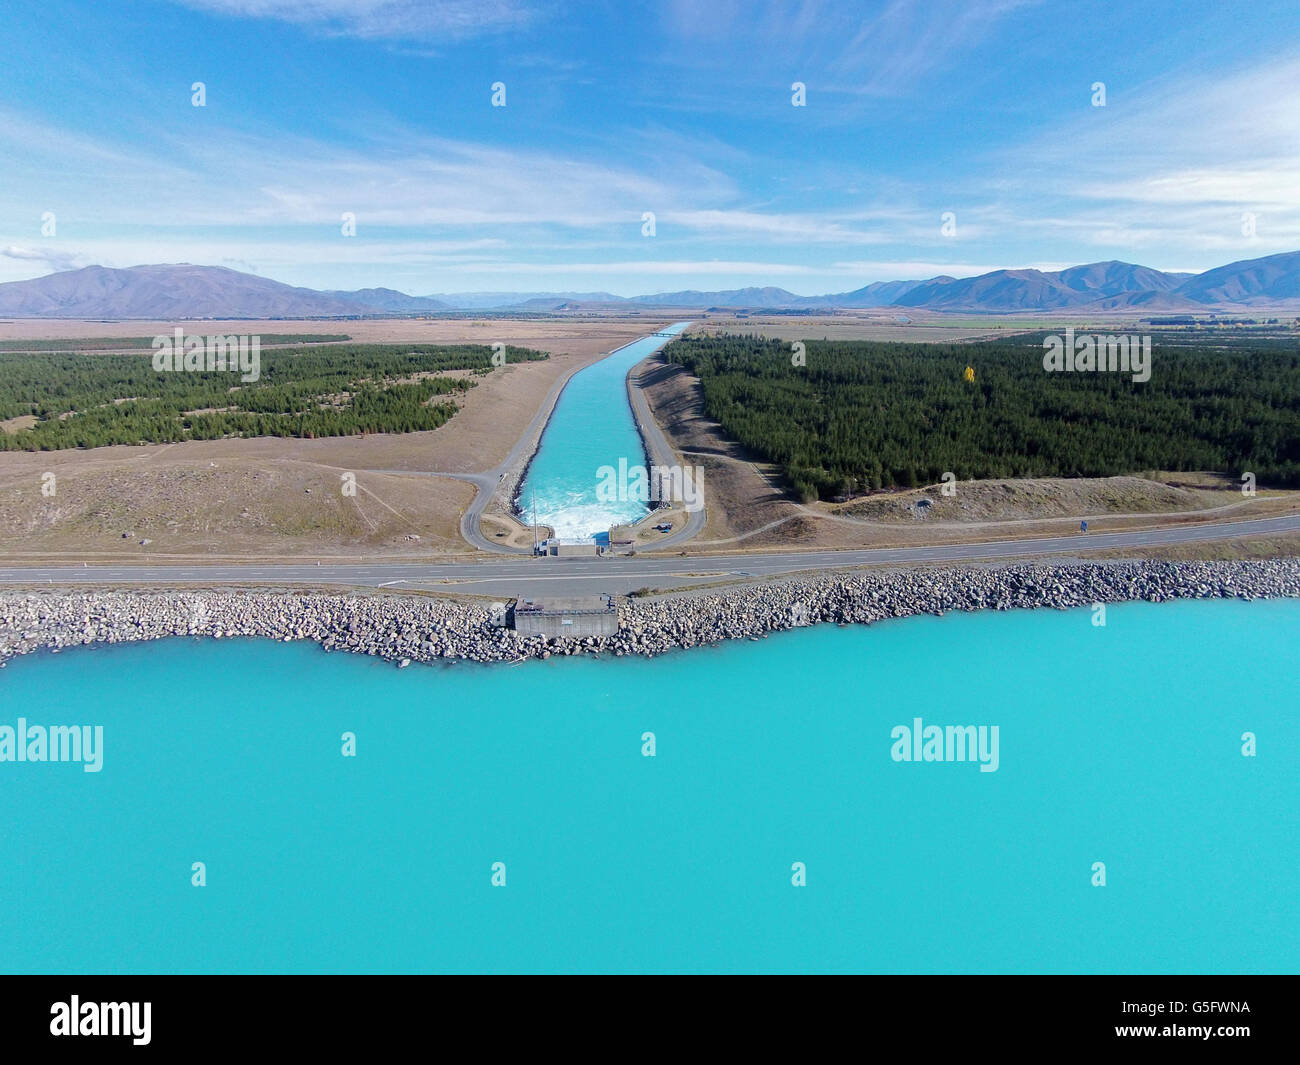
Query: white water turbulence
518 323 690 542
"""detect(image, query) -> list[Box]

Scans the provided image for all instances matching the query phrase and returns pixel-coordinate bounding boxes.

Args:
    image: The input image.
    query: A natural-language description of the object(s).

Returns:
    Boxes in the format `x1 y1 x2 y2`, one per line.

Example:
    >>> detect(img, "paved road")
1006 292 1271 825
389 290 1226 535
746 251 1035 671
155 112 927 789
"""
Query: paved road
456 350 591 553
3 514 1295 599
626 355 707 550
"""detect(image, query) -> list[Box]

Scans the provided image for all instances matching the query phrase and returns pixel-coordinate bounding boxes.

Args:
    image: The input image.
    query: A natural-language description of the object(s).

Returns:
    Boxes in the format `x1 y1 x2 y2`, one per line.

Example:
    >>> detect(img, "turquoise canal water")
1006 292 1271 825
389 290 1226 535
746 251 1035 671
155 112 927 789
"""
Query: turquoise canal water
517 322 690 541
2 597 1296 973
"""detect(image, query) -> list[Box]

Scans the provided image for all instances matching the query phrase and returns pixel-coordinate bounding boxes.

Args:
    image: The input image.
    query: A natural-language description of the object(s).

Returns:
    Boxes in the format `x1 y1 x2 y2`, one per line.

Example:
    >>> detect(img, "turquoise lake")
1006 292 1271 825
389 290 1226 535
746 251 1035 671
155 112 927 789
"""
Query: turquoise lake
517 322 690 541
2 597 1296 974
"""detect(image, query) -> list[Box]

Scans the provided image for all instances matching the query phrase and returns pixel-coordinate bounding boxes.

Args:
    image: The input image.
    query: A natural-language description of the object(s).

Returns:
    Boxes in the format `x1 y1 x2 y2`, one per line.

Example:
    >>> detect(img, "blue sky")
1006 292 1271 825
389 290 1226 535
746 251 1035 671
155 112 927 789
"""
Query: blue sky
2 0 1298 295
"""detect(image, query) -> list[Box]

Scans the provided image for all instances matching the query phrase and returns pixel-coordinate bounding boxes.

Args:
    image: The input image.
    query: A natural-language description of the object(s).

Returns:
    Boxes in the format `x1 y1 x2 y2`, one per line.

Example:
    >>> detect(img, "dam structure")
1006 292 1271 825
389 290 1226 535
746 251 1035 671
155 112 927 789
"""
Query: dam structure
511 595 619 638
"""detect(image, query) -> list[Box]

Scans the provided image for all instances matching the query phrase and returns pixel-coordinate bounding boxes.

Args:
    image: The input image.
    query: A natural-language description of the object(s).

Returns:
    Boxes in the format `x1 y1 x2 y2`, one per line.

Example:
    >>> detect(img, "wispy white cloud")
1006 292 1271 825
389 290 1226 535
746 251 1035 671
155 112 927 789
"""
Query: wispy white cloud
662 0 1039 97
168 0 537 40
830 0 1040 91
0 106 737 231
2 244 86 271
1 103 945 247
999 52 1300 248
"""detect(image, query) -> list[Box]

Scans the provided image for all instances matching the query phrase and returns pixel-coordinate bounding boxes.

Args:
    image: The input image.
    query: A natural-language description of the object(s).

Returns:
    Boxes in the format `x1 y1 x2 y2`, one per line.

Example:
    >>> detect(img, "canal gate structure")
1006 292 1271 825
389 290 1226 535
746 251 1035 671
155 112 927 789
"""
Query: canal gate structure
511 595 620 638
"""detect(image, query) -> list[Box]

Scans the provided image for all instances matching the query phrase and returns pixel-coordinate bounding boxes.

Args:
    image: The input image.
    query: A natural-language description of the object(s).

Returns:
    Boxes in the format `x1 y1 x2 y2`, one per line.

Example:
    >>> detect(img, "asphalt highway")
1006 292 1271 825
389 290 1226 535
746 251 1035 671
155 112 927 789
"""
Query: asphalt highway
2 514 1295 598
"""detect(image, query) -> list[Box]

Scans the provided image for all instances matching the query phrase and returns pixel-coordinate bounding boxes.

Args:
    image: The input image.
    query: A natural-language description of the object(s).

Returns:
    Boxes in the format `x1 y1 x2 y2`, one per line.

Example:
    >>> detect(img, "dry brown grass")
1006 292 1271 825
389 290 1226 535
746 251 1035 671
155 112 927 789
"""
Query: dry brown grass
680 308 1197 344
1 415 38 434
0 451 477 559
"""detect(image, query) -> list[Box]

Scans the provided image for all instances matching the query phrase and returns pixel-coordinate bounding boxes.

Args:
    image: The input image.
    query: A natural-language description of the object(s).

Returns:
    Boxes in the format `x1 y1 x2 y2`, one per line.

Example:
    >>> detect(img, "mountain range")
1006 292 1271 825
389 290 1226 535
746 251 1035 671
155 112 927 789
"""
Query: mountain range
1 252 1298 319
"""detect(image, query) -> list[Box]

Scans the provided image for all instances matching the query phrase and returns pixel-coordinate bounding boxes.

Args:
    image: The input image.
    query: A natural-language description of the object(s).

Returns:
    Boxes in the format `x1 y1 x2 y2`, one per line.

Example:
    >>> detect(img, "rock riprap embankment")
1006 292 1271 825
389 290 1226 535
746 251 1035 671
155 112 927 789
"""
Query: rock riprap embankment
1 559 1297 667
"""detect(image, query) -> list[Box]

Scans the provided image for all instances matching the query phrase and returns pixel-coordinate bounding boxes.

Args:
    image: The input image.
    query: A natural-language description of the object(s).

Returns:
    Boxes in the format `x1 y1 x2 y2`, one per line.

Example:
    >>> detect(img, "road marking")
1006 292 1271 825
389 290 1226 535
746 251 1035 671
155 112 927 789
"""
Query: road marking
0 515 1296 589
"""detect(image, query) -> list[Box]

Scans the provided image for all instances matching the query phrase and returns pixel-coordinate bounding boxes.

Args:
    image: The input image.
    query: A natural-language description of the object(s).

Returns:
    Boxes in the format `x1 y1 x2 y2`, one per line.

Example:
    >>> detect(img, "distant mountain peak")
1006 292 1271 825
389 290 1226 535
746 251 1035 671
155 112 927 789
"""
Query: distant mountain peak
0 264 446 319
